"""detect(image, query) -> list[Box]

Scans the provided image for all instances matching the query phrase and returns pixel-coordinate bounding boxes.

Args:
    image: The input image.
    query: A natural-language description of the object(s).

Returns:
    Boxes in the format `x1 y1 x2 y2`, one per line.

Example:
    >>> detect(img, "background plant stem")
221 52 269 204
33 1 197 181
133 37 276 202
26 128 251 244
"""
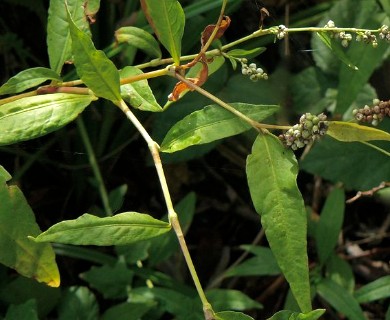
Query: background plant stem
76 117 112 216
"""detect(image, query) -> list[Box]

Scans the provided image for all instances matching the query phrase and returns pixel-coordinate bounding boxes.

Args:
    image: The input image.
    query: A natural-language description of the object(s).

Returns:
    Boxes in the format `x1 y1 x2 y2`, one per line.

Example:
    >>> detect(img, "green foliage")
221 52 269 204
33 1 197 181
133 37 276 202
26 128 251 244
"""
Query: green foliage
246 133 311 312
0 0 389 319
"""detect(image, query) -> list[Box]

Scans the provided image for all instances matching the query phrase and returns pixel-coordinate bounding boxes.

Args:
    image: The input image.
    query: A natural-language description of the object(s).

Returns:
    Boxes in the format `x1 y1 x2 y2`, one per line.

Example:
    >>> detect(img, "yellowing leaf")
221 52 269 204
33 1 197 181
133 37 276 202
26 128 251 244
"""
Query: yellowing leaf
327 121 390 142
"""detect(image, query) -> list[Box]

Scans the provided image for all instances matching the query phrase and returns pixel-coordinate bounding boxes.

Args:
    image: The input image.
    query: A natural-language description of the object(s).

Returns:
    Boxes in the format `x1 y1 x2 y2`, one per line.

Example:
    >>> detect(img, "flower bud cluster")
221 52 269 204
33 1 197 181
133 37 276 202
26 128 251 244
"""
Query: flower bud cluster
279 113 328 150
324 20 353 47
356 31 378 48
240 59 268 82
276 25 287 40
379 25 390 42
352 99 390 126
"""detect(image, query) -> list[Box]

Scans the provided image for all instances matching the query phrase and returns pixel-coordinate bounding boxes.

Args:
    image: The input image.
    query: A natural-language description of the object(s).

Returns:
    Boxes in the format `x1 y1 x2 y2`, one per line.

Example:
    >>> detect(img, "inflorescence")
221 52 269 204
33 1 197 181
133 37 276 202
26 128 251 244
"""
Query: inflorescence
240 58 268 82
279 113 329 150
353 99 390 126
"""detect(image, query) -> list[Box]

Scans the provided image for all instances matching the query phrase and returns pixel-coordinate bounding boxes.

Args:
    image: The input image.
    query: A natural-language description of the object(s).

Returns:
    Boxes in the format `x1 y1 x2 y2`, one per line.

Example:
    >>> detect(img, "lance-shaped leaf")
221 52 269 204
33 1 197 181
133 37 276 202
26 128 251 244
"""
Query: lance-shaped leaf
316 279 366 320
0 93 95 146
354 275 390 303
31 212 171 246
47 0 90 74
0 67 61 95
316 32 358 71
266 309 325 320
327 121 390 142
215 311 254 320
115 27 162 59
67 9 121 102
161 103 279 153
140 0 185 65
0 166 60 287
315 188 345 264
246 133 311 313
120 66 162 112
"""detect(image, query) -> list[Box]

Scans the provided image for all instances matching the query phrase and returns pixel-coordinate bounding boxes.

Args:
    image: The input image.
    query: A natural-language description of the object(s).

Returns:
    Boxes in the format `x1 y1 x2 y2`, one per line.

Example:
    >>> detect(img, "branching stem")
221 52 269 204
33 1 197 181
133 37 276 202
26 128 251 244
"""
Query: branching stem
115 99 213 318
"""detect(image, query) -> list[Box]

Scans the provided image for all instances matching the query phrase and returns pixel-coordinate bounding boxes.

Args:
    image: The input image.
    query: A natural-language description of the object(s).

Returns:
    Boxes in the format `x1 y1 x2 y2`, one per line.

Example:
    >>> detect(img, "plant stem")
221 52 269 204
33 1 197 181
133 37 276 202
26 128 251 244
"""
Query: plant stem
173 73 291 132
76 117 112 216
115 100 214 318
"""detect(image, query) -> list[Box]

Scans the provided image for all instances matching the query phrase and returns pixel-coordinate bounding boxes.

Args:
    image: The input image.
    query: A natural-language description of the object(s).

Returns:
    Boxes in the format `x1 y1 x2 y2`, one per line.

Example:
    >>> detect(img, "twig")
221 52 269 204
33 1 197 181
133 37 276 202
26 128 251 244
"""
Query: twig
346 181 390 203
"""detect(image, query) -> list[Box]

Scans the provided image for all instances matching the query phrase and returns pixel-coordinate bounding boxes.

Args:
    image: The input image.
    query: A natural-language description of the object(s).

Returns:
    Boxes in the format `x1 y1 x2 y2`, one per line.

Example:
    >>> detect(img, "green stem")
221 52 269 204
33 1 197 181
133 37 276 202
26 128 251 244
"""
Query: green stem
173 73 291 132
76 117 112 216
115 99 214 319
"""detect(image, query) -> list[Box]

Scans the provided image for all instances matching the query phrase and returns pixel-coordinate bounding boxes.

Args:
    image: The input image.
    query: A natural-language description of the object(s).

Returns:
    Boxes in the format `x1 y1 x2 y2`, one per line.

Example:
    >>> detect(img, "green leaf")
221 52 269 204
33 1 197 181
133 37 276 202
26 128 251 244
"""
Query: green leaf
31 212 171 246
140 0 185 65
115 26 162 58
327 121 390 142
354 275 390 303
325 253 355 293
0 168 60 287
215 311 255 320
80 261 134 299
101 302 155 320
5 299 39 320
47 0 90 74
266 309 325 320
316 279 366 320
57 286 98 320
0 67 61 95
379 0 390 17
225 246 281 277
108 184 128 213
315 32 358 71
226 48 267 59
300 136 390 190
0 276 60 318
161 103 279 153
0 93 95 146
246 133 311 313
315 188 345 264
120 66 162 112
207 289 263 312
67 8 121 102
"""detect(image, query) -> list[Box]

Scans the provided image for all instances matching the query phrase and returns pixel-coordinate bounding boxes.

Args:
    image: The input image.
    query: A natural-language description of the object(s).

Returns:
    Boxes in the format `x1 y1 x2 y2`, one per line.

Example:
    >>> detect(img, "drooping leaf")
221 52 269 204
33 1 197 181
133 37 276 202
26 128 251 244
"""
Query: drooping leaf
120 66 162 112
354 275 390 303
327 121 390 142
225 246 281 277
0 93 95 146
0 167 60 287
266 309 325 320
246 133 311 313
31 212 171 246
57 286 99 320
47 0 90 74
67 8 121 102
300 135 390 190
0 67 61 95
215 311 255 320
140 0 185 65
315 32 358 71
161 103 279 153
5 299 39 320
315 188 345 264
207 289 263 312
316 278 366 320
115 26 162 58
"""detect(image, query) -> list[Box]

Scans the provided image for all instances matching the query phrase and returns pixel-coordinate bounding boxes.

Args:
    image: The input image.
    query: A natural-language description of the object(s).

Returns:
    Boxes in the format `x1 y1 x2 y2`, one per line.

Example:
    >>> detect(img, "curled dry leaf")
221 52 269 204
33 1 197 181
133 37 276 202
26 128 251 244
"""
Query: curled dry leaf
201 15 231 47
